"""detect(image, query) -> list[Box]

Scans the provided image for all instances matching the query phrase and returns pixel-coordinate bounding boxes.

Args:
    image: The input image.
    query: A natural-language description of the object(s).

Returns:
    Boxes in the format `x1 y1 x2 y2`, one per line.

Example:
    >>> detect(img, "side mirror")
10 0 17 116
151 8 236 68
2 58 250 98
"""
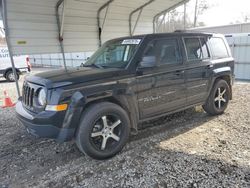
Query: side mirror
139 56 156 68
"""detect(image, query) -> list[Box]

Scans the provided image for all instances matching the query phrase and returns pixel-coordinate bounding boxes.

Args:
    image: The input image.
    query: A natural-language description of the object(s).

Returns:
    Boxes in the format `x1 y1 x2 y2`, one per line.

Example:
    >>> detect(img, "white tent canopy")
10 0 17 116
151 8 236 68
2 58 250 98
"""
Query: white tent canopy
3 0 187 55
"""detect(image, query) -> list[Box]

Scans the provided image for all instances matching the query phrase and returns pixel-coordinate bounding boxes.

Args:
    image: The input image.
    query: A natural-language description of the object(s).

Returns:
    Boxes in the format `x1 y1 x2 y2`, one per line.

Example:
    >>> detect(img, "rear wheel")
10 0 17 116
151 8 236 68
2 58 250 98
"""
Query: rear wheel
6 70 19 82
203 79 230 115
76 102 130 160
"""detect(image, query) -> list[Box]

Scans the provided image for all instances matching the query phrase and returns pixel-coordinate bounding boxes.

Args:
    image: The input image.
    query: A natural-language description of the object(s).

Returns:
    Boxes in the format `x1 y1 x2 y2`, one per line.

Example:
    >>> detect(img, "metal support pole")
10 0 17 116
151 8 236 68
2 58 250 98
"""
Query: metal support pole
158 12 167 33
129 0 155 36
56 0 67 71
1 0 21 97
168 13 170 32
194 0 198 27
97 0 114 47
153 0 189 33
131 8 143 36
184 3 186 29
102 3 110 30
162 12 168 32
60 0 67 38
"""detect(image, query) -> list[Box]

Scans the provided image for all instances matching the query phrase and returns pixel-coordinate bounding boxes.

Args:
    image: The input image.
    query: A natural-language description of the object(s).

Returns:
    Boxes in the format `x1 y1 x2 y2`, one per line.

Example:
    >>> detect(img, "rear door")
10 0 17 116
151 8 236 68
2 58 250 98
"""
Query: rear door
136 37 186 119
183 36 213 105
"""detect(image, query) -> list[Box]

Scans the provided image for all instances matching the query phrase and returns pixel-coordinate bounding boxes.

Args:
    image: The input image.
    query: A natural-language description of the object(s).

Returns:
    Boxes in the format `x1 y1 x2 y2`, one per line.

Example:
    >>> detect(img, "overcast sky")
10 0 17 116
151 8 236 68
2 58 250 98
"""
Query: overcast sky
198 0 250 26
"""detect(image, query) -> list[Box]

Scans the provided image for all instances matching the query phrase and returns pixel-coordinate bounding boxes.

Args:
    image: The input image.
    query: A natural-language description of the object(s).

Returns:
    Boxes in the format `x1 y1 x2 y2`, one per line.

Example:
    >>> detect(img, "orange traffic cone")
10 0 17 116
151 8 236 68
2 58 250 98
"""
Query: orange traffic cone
1 90 15 108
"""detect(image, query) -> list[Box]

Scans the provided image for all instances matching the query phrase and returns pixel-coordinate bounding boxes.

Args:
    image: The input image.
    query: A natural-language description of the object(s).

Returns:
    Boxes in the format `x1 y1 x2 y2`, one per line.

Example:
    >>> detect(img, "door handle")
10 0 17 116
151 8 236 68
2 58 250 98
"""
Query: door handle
175 70 184 76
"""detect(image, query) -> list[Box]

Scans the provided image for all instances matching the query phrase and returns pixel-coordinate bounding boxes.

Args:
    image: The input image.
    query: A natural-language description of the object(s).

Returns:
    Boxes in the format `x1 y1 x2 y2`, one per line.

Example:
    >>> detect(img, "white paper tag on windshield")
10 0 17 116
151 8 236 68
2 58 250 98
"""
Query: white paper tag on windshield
122 39 141 45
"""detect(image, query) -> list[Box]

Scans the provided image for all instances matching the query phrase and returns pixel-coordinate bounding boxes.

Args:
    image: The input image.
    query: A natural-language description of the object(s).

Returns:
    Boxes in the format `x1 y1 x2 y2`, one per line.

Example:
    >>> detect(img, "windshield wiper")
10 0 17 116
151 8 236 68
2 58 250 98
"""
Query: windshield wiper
99 65 114 68
81 64 103 69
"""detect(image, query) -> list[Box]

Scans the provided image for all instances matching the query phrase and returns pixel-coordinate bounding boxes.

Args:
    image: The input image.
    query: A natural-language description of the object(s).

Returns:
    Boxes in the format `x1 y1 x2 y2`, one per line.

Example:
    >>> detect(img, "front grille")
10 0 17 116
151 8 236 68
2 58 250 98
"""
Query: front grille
22 84 35 107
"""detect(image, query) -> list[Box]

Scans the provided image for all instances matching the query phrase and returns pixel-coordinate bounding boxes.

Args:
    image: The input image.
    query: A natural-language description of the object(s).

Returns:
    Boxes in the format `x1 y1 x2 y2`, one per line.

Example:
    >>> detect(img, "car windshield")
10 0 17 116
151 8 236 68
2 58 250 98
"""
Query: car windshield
83 38 141 68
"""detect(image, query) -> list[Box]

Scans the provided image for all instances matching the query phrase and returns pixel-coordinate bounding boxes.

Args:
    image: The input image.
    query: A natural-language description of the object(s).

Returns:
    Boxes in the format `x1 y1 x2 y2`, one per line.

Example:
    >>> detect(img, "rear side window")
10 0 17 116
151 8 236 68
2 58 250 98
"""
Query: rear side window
184 38 203 60
144 38 181 65
200 38 210 59
184 37 210 61
209 37 229 59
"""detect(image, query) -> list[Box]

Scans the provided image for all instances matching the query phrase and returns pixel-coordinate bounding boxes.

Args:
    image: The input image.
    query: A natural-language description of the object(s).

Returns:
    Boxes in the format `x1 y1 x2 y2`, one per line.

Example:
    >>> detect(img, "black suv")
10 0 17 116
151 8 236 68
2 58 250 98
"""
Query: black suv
16 32 234 159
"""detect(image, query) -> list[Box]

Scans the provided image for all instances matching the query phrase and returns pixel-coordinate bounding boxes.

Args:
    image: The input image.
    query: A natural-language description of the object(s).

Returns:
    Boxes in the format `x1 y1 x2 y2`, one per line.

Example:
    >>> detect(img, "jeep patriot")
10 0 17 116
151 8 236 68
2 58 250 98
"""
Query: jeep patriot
16 32 234 159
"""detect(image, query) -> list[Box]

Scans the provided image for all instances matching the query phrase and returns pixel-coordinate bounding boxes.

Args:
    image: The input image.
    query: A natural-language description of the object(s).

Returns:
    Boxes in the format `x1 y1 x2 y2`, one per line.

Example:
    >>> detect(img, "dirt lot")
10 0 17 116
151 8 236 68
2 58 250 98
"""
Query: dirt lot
0 70 250 188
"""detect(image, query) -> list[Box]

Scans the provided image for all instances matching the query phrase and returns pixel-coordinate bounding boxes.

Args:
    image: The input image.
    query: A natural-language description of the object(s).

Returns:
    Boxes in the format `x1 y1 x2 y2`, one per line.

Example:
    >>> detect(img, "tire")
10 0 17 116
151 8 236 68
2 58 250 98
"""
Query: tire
6 70 19 82
203 79 230 115
76 102 130 160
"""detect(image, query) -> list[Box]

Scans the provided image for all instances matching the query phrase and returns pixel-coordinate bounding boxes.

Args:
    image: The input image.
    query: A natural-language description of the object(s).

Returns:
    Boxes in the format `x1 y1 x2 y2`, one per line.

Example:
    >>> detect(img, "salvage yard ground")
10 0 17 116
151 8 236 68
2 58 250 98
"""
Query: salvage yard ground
0 69 250 188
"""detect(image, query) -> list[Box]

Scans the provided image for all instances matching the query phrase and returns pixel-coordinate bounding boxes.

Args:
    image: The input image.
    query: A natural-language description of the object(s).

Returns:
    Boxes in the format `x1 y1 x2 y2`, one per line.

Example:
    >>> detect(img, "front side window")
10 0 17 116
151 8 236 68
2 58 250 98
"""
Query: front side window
84 39 141 68
209 37 229 59
143 38 181 65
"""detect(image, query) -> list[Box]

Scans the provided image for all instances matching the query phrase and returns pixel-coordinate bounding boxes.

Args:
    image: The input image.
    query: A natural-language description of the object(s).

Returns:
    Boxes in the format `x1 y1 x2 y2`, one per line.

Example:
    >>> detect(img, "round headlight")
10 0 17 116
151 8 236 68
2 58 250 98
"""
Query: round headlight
38 89 46 106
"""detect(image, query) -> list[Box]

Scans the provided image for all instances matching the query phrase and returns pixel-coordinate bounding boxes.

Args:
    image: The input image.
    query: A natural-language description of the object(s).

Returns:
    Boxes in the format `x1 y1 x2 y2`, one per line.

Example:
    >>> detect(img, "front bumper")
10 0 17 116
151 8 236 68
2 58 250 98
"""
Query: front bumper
15 101 74 142
18 67 30 74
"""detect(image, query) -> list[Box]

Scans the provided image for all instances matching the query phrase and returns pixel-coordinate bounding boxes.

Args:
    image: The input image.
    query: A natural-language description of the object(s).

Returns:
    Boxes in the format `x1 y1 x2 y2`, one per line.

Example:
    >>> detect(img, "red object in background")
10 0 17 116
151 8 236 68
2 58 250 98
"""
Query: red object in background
26 56 31 72
1 90 15 108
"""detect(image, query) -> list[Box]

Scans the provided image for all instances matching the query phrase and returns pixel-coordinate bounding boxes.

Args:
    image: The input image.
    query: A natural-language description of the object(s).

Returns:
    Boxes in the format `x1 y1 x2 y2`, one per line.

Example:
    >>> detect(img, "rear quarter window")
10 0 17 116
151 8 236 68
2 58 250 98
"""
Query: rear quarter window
209 37 229 59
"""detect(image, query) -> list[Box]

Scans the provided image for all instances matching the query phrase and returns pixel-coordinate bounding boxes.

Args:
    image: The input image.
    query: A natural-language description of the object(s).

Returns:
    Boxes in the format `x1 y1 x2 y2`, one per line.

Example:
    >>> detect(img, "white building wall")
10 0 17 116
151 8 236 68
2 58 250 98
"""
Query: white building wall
191 23 250 80
226 33 250 80
191 22 250 34
29 51 94 67
6 0 186 55
7 0 61 54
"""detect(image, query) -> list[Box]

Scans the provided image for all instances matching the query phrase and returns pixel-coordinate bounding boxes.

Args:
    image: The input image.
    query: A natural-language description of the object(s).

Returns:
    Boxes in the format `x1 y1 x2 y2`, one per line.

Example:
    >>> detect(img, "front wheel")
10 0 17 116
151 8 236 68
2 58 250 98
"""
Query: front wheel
6 70 19 82
76 102 130 160
203 79 230 115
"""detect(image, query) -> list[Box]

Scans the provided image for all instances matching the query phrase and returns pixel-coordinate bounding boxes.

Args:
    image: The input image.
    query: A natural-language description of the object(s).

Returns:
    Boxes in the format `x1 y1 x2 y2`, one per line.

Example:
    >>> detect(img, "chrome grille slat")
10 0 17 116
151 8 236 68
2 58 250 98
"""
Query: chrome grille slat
30 89 34 107
27 87 30 106
24 85 27 104
22 83 35 108
25 86 29 105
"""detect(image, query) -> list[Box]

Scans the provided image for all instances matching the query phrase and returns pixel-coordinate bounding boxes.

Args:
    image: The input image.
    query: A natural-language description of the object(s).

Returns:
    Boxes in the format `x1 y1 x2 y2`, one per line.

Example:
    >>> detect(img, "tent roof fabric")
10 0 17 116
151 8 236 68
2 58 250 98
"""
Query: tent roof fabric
5 0 187 55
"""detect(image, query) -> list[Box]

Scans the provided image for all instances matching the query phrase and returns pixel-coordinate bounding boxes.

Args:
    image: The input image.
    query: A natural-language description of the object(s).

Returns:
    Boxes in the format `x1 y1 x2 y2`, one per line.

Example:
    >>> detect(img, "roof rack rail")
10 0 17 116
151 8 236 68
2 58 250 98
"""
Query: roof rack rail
174 30 214 34
174 30 187 32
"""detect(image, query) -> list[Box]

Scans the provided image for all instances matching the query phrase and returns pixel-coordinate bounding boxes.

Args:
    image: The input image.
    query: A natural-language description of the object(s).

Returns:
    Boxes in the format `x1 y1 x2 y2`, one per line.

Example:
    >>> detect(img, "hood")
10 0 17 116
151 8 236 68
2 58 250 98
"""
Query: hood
26 67 124 89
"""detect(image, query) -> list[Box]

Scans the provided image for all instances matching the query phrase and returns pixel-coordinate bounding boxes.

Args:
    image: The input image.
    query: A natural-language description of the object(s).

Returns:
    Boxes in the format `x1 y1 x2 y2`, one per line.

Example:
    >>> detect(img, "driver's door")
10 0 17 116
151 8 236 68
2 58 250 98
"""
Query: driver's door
136 37 186 120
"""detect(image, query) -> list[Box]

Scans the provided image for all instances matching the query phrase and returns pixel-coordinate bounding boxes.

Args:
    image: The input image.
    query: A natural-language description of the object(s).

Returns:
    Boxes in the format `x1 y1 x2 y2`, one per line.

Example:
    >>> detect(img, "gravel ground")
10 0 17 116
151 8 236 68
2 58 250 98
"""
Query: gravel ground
0 69 250 188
